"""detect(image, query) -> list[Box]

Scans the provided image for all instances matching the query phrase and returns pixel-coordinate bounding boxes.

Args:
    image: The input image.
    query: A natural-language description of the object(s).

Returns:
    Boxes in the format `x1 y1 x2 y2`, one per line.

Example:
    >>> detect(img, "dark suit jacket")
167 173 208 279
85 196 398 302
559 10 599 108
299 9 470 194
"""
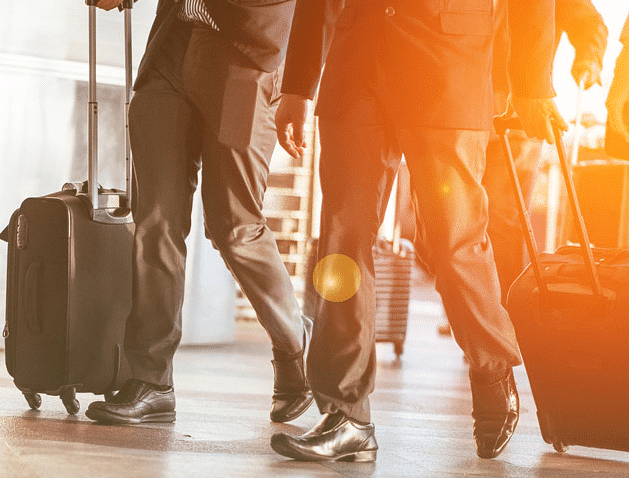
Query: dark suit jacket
493 0 607 99
281 0 556 131
135 0 295 89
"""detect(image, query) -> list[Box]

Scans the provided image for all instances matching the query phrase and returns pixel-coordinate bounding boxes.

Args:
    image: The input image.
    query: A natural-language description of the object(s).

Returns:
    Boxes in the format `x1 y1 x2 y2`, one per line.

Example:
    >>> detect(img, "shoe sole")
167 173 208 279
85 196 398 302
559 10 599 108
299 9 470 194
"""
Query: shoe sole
85 408 176 425
271 439 377 462
270 393 314 423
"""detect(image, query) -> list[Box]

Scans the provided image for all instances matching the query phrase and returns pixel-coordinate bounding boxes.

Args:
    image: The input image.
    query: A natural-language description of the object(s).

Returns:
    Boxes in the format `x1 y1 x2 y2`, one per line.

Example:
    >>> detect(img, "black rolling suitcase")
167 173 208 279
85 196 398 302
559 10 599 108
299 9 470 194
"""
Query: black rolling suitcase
1 1 135 414
496 115 629 454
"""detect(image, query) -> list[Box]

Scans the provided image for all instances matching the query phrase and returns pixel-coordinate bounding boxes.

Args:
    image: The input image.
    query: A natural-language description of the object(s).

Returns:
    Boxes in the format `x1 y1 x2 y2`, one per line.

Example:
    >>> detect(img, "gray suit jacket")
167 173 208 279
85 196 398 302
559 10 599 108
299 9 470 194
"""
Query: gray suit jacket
135 0 295 89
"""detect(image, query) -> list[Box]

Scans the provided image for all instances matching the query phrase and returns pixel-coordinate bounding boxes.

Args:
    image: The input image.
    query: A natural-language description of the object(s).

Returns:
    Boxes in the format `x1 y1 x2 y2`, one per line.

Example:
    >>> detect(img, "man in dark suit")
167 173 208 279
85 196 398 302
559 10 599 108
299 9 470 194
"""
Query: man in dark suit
484 0 607 306
606 13 629 155
271 0 567 462
85 0 313 425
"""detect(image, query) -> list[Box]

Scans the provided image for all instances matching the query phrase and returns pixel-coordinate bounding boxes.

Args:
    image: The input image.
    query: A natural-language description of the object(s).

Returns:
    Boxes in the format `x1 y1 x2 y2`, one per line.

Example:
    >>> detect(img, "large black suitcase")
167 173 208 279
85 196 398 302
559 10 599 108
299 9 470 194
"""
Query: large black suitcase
1 1 135 414
496 115 629 454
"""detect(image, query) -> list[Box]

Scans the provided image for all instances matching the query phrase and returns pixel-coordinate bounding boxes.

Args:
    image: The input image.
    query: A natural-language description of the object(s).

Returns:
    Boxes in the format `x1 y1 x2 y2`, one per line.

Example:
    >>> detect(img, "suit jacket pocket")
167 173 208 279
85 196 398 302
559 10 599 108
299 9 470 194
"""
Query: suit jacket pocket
440 10 492 35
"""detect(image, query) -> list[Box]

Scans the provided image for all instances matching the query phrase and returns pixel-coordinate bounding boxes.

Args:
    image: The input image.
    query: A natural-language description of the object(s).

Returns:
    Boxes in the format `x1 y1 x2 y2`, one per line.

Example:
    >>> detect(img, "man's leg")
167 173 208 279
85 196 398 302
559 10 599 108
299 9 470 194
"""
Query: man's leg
398 127 521 458
86 22 200 424
183 26 312 422
483 131 542 305
271 95 401 462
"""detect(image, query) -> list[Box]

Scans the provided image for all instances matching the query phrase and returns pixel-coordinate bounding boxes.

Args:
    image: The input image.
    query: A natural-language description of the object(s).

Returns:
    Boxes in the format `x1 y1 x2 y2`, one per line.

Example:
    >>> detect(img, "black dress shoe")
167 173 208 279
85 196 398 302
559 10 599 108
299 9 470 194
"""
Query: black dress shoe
271 411 378 462
270 318 314 423
470 368 519 459
270 353 314 422
85 379 176 424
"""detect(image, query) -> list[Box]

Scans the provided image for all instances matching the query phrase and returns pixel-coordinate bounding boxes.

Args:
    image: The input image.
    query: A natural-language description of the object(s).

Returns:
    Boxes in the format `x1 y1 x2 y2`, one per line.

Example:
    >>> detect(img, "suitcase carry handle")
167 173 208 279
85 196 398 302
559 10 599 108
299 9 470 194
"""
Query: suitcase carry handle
494 114 603 300
85 0 134 225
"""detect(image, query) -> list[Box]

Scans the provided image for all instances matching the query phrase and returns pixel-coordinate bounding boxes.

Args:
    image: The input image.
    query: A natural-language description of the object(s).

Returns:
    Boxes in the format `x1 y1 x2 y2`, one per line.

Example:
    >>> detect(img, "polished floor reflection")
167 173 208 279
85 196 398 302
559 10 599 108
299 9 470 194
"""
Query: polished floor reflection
2 284 629 478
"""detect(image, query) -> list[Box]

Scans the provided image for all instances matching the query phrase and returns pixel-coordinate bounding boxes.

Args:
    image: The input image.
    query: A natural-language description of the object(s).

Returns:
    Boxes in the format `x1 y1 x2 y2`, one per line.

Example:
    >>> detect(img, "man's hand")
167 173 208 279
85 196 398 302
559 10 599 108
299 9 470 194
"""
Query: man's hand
571 58 602 90
276 94 309 159
508 96 568 144
96 0 122 11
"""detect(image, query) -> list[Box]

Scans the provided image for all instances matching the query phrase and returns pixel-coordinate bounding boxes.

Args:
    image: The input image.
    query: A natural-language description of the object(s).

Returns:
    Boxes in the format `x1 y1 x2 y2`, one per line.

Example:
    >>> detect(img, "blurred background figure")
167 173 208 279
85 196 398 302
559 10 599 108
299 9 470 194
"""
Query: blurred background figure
605 13 629 159
484 0 608 307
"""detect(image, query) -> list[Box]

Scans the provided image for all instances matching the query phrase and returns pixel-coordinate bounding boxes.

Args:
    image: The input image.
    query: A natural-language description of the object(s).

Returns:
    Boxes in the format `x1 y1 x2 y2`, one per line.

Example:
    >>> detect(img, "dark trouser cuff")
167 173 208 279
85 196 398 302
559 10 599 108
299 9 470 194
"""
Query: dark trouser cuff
272 347 304 362
469 367 511 384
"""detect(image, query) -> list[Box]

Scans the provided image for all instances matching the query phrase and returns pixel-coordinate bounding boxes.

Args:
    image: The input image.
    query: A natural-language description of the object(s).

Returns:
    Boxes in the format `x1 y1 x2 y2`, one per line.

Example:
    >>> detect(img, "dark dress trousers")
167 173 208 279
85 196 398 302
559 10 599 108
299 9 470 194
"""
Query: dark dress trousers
282 0 556 422
125 0 305 386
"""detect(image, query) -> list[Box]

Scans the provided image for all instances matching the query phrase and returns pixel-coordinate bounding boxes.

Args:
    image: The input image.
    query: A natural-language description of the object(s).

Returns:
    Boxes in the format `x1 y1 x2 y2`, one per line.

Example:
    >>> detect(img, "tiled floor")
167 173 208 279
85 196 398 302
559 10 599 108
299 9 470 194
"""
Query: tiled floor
2 283 629 477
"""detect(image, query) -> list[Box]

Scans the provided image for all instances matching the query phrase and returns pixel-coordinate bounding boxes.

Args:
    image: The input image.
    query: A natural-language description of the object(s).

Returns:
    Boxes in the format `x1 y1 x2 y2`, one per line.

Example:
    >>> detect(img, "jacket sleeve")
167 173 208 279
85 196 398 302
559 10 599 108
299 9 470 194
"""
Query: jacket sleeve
555 0 608 69
280 0 344 99
507 0 556 98
621 13 629 44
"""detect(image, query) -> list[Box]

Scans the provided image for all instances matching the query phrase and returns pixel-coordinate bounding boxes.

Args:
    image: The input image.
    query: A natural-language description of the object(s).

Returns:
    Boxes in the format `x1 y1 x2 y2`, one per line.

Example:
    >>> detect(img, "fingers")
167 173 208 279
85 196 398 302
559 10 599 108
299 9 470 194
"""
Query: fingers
292 122 306 155
524 102 554 144
510 97 566 144
549 102 568 132
543 101 568 144
571 60 602 90
275 94 309 159
96 0 122 11
276 114 305 159
278 125 304 159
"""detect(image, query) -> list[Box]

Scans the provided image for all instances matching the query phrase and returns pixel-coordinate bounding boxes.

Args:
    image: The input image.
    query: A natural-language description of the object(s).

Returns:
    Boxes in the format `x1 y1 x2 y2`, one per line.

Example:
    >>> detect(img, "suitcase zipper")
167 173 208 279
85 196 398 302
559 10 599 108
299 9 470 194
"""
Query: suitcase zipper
2 321 7 338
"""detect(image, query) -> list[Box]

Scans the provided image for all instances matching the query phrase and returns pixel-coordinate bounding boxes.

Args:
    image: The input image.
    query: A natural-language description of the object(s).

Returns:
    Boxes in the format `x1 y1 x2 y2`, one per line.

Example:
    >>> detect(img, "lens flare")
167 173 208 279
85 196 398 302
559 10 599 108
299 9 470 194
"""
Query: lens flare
312 254 361 302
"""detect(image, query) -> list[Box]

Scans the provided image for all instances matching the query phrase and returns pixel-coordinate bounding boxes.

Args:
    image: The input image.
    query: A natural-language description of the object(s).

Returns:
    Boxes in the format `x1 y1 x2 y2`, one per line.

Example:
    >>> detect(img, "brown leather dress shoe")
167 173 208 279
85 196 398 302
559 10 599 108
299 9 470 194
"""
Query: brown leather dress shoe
270 317 314 423
85 379 176 424
470 368 519 459
270 353 314 423
271 411 378 462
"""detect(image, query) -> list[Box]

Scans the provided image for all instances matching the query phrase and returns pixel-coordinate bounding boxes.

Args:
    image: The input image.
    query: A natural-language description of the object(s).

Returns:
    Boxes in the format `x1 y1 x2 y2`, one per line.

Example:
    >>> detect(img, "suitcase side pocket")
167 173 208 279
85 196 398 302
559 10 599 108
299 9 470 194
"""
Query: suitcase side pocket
24 261 42 334
4 209 21 377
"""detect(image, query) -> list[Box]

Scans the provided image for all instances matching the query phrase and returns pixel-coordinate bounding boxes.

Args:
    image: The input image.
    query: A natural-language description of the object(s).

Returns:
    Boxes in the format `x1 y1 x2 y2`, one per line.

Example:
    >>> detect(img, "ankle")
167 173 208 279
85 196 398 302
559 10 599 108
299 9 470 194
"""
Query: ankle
469 367 511 384
272 348 304 362
132 379 172 391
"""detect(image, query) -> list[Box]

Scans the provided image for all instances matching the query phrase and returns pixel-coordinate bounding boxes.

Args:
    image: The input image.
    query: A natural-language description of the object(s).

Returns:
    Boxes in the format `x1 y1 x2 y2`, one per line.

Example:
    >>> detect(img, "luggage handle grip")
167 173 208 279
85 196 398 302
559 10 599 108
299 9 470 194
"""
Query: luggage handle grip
87 2 133 225
85 0 134 7
494 114 604 300
493 114 522 136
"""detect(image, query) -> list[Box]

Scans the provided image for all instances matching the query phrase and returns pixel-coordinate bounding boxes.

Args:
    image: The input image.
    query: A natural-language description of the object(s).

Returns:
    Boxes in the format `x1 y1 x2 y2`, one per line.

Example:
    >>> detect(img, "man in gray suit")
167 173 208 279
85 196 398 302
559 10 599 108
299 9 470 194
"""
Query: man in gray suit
271 0 567 462
86 0 313 425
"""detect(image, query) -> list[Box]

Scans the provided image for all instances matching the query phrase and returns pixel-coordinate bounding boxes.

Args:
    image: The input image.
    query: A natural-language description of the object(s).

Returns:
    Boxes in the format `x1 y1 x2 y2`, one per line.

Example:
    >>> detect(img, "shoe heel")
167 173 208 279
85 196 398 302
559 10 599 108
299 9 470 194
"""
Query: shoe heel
349 449 377 463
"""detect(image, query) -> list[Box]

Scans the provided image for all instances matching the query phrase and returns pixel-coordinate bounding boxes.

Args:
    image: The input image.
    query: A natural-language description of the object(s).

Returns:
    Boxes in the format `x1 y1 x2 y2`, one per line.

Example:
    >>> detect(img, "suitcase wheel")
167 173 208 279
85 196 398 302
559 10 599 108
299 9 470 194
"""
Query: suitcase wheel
60 387 80 415
23 392 42 410
552 437 568 453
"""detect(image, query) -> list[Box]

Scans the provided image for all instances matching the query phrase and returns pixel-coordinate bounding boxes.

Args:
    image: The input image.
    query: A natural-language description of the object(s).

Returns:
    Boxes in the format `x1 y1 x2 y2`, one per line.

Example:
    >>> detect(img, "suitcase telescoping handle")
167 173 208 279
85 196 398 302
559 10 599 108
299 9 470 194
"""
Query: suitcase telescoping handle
84 0 134 225
493 114 603 300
